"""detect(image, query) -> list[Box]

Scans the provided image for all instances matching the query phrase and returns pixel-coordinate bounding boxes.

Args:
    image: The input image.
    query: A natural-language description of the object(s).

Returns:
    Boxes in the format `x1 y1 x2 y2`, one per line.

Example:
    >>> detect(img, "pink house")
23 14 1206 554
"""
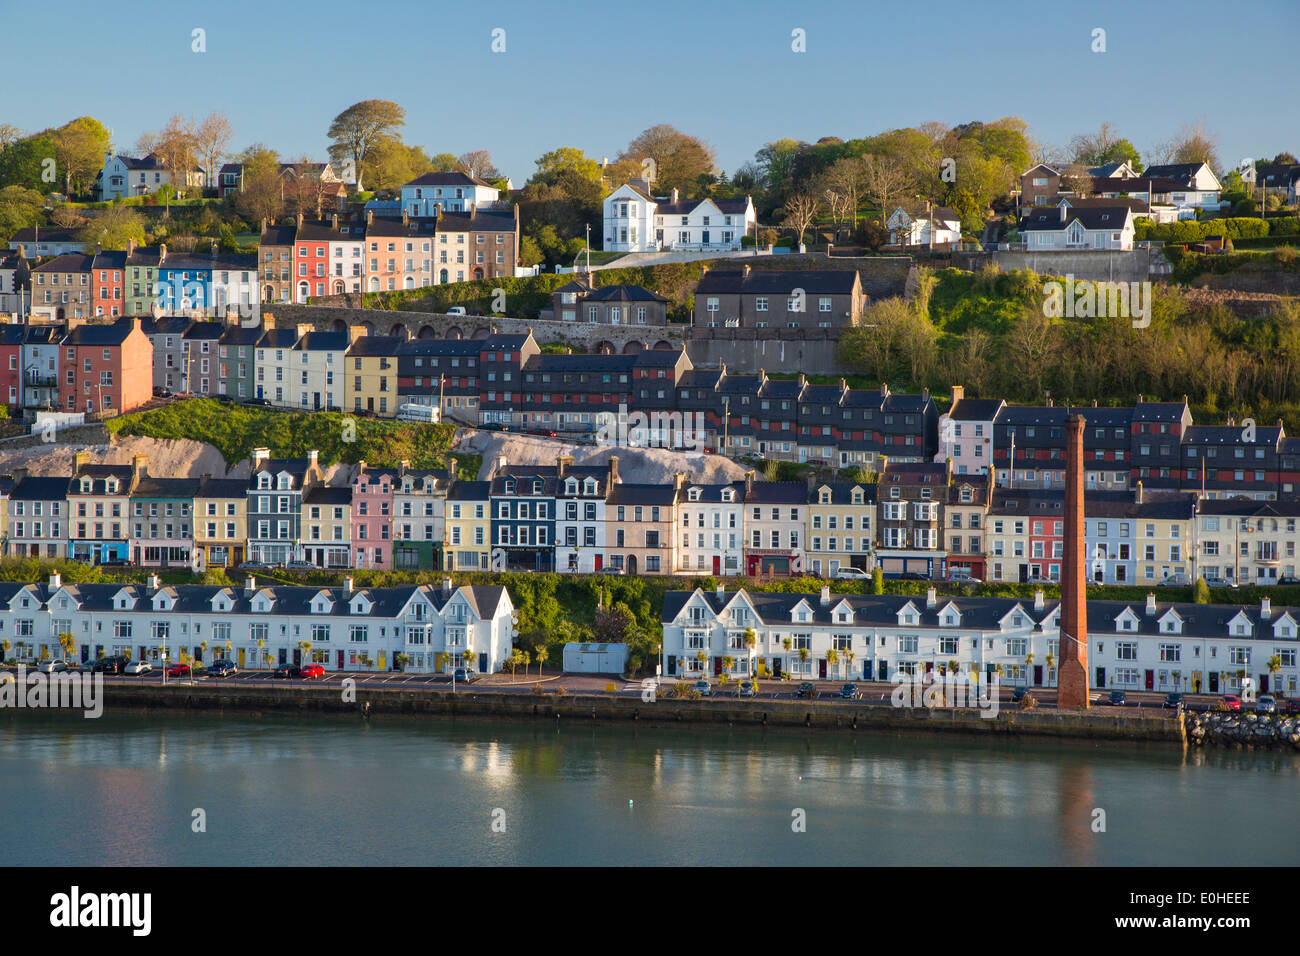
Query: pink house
351 462 397 569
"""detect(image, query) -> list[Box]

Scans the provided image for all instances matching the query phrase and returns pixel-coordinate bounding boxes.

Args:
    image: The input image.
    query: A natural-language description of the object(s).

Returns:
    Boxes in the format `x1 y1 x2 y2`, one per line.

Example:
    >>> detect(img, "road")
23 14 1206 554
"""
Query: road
39 668 1237 713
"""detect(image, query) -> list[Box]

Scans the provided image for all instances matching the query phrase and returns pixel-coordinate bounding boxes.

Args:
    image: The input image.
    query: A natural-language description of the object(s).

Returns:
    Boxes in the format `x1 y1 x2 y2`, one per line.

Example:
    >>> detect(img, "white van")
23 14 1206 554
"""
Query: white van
396 403 440 423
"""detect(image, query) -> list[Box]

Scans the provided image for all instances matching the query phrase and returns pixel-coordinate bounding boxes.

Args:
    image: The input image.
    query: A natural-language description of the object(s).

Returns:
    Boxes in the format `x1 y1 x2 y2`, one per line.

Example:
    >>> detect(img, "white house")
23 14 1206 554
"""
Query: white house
886 204 962 248
603 181 756 253
661 585 1300 696
1142 163 1223 216
676 481 746 575
98 152 203 201
1018 204 1134 250
400 172 499 216
554 463 612 574
6 573 515 675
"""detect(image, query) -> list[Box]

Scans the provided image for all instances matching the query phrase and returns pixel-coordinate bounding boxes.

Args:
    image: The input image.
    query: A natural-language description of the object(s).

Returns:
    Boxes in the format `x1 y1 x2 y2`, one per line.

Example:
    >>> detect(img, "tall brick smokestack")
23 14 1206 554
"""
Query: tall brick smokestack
1058 414 1090 709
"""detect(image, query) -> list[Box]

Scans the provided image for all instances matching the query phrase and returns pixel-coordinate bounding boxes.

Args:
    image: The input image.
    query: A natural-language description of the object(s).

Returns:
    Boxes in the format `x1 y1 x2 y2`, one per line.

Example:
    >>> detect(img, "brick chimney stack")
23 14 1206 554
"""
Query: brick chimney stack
1058 414 1090 709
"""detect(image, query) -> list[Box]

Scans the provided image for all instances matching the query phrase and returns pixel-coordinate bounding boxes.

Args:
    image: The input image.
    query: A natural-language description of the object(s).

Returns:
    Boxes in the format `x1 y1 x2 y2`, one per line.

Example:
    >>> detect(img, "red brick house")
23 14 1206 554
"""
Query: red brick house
91 249 127 318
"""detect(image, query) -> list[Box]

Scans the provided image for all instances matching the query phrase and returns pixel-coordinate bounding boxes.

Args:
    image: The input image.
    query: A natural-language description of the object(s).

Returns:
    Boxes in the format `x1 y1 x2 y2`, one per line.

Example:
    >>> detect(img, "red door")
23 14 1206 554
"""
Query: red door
1034 665 1043 686
336 650 344 669
819 658 828 679
1144 669 1154 690
747 556 760 575
594 554 603 572
712 556 721 575
713 656 722 676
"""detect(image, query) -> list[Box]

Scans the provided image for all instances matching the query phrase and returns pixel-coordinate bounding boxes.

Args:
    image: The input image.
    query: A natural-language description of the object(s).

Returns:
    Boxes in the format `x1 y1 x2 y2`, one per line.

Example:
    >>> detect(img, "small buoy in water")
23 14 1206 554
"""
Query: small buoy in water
628 799 634 807
797 775 802 781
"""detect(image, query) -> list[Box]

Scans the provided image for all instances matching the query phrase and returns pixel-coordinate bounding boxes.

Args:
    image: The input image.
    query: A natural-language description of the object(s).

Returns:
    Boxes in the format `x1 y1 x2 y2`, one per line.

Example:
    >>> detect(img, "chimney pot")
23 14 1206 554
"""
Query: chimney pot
1261 596 1272 619
1145 592 1157 615
821 585 831 606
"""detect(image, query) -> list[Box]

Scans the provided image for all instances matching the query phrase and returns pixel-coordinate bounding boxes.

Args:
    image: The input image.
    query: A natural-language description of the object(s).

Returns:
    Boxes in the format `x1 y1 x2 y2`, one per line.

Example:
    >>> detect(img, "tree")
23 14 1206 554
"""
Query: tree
0 125 21 152
49 117 110 197
1005 306 1054 399
326 99 407 191
1193 578 1210 603
1169 119 1221 173
58 631 76 664
859 152 910 222
0 134 57 192
193 111 233 189
826 647 839 680
534 643 548 678
0 185 43 242
820 156 867 226
619 124 717 195
781 191 819 246
872 566 884 594
366 137 440 192
1069 122 1142 171
79 206 146 251
530 147 602 186
234 144 284 224
49 204 87 229
457 149 499 180
138 114 200 202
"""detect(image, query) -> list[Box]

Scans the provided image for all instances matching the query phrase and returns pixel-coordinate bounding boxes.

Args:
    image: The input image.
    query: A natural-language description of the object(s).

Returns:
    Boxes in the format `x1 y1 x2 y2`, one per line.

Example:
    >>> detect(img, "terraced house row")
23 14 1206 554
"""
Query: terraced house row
9 448 1300 587
3 572 515 675
661 585 1300 697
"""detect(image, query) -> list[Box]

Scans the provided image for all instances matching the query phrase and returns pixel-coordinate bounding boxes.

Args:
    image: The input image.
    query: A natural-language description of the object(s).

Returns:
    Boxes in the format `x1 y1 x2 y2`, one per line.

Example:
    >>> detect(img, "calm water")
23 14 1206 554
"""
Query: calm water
1 712 1297 866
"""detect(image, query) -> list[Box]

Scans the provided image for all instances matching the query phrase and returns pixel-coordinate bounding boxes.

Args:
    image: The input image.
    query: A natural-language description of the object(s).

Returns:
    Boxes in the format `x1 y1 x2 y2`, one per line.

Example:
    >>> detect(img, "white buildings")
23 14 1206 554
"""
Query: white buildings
603 181 756 253
5 573 515 675
98 152 203 201
886 204 962 248
676 481 745 575
400 172 499 216
554 461 612 574
1018 204 1135 250
288 326 354 411
661 585 1300 696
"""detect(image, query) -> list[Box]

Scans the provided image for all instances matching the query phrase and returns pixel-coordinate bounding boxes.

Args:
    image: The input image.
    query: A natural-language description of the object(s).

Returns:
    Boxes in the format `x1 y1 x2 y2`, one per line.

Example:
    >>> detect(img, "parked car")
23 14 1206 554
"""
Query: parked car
445 306 467 315
165 662 191 678
273 664 302 679
1011 686 1028 703
125 661 152 676
213 393 234 404
89 655 128 675
1203 576 1235 589
453 667 474 683
1283 697 1300 714
838 683 858 700
834 567 870 580
284 561 315 572
241 397 271 407
38 659 69 674
1159 573 1191 587
693 679 711 697
1108 690 1127 706
300 663 325 680
1278 575 1300 586
1163 692 1184 709
1221 694 1242 711
152 386 172 398
207 660 238 677
737 680 757 698
1255 694 1276 713
796 681 817 699
949 571 982 584
237 560 271 571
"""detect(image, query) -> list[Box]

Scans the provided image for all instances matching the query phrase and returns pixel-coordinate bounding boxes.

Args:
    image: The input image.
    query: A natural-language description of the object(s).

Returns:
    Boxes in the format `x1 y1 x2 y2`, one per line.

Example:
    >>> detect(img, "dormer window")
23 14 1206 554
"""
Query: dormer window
566 479 578 495
259 474 271 489
584 479 596 495
688 488 700 501
278 475 291 490
504 479 516 494
81 479 91 493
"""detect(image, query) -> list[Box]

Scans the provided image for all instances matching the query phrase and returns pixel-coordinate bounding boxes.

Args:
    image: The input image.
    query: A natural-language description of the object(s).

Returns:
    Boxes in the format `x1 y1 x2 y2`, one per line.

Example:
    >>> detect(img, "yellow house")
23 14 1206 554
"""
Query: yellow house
805 480 877 577
1132 490 1196 585
302 486 353 568
194 477 247 569
444 481 491 571
345 334 404 417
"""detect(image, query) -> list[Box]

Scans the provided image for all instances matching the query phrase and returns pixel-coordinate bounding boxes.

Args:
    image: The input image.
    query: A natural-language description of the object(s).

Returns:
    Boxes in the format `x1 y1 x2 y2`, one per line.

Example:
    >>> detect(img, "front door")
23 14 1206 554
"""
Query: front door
1209 671 1219 693
627 555 637 575
238 648 245 667
337 650 344 669
378 651 386 670
701 230 710 245
1034 665 1042 685
818 658 827 679
713 556 720 575
1144 669 1154 691
293 647 301 666
713 656 722 676
1095 667 1105 688
594 554 603 572
313 392 321 410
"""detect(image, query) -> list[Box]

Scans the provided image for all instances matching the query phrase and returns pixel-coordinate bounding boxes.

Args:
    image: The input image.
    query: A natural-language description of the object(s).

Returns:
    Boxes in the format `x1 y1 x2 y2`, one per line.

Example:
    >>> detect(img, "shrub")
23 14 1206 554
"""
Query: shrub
1018 693 1039 710
554 686 567 697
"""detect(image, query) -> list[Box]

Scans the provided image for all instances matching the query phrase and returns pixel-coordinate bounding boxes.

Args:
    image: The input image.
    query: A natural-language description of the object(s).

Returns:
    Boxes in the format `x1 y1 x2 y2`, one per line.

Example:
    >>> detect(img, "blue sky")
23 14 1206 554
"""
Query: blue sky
4 0 1296 182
